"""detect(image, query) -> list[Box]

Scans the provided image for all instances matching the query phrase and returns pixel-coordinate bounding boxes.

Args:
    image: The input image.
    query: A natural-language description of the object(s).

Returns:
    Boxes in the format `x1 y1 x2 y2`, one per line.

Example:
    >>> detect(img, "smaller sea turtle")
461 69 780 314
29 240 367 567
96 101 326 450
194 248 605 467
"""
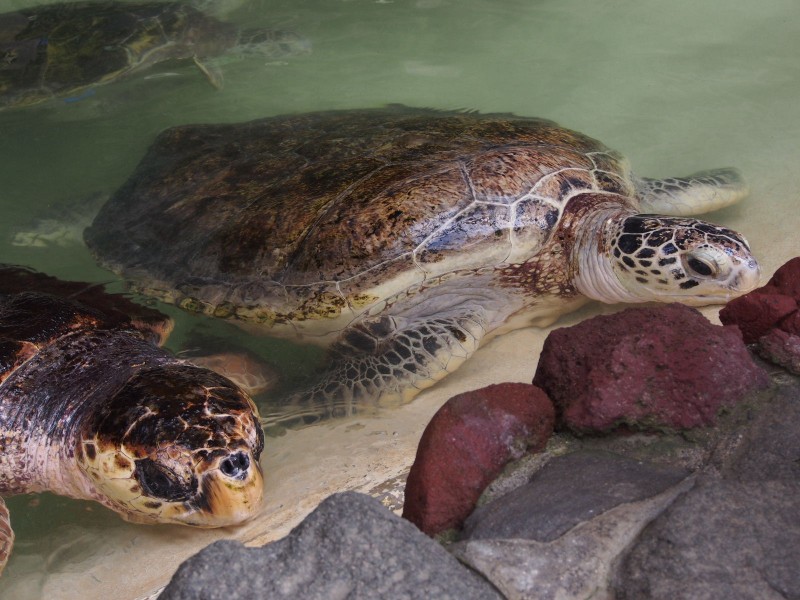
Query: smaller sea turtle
0 265 264 575
0 1 311 109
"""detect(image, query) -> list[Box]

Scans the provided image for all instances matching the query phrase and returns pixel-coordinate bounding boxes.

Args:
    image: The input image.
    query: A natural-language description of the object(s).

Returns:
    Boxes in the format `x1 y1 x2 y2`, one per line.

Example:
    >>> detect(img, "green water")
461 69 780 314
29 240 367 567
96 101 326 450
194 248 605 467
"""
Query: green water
1 0 799 597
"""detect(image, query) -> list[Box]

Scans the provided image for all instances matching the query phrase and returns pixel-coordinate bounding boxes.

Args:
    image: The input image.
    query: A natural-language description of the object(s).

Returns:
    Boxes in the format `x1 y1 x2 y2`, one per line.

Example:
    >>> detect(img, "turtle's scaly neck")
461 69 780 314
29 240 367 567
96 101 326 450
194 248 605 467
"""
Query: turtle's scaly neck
568 194 639 304
0 330 173 501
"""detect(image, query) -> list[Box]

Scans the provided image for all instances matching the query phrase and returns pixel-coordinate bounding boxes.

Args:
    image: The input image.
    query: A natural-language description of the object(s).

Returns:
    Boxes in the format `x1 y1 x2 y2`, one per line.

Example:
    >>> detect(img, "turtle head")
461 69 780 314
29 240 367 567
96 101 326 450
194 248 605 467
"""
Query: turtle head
78 365 264 528
234 28 312 59
575 212 760 305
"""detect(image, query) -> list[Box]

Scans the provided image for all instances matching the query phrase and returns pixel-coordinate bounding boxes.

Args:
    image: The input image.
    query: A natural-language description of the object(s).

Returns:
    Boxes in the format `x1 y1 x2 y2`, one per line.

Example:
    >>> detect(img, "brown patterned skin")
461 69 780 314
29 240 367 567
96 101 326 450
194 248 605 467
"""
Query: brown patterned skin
85 106 760 419
0 1 310 109
0 265 264 575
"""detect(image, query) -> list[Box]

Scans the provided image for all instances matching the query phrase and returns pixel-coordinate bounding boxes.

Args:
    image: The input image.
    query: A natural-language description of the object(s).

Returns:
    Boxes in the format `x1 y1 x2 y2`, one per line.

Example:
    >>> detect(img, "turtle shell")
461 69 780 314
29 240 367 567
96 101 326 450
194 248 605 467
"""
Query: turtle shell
0 265 171 374
0 1 237 109
85 106 635 331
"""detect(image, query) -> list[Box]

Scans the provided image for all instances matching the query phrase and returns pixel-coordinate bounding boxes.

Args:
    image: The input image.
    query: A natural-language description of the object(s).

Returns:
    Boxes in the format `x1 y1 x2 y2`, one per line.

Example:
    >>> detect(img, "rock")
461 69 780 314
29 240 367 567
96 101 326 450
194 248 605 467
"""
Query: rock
719 257 800 372
533 303 769 433
718 256 800 340
718 291 797 344
160 491 503 600
402 383 554 536
453 379 800 600
460 450 690 542
613 479 800 600
711 381 800 482
761 256 800 300
451 475 694 600
757 329 800 375
613 379 800 598
778 309 800 336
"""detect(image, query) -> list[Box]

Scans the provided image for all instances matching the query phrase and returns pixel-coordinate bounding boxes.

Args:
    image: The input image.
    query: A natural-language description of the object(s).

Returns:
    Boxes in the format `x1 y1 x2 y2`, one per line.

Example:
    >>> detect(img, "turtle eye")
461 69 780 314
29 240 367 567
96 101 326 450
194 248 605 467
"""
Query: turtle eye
686 256 716 277
134 458 197 502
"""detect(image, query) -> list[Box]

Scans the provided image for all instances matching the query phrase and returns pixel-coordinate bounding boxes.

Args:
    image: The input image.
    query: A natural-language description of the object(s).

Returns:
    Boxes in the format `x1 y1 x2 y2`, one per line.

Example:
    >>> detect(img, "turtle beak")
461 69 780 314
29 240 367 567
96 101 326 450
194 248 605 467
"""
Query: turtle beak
191 451 264 526
729 257 761 294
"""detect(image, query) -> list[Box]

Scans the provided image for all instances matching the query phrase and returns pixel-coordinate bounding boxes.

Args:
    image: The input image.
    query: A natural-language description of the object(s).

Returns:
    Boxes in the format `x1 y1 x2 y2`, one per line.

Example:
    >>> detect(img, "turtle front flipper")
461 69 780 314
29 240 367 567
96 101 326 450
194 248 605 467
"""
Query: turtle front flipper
0 497 12 575
193 56 224 89
271 311 488 426
635 168 748 216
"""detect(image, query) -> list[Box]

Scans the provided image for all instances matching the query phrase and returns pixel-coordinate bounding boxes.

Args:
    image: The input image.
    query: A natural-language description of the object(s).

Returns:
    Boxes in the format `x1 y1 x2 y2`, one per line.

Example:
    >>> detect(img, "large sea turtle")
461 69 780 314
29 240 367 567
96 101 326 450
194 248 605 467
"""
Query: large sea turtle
0 265 264 574
83 106 761 418
0 1 311 109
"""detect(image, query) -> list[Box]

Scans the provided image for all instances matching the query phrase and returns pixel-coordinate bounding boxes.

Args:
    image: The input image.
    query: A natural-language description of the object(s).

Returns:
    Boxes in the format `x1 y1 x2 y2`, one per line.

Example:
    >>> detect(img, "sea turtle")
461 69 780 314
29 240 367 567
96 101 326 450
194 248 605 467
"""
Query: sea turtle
0 1 311 110
0 264 264 575
83 106 761 419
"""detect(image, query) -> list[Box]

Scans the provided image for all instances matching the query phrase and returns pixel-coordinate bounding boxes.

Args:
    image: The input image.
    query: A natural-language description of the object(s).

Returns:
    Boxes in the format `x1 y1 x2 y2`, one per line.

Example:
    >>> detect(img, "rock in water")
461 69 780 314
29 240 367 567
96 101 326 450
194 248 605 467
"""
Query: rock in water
403 383 554 536
533 303 769 433
160 491 503 600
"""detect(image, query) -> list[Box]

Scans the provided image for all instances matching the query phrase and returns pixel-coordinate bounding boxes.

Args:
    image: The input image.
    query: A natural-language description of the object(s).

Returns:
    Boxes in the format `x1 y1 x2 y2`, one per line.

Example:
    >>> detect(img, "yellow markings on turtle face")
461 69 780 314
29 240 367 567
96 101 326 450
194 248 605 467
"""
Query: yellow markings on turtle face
81 441 178 524
78 431 264 528
195 463 264 527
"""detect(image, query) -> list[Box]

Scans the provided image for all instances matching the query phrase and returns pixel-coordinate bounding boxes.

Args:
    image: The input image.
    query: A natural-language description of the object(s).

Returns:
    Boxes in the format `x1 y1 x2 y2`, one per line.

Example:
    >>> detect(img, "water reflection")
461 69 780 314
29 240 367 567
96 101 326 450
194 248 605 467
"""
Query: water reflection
0 1 310 110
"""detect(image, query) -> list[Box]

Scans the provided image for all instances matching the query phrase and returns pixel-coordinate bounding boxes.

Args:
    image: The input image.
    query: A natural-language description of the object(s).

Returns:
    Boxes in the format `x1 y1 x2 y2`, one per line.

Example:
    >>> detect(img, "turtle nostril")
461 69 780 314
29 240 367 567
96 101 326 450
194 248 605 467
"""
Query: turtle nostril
220 452 250 479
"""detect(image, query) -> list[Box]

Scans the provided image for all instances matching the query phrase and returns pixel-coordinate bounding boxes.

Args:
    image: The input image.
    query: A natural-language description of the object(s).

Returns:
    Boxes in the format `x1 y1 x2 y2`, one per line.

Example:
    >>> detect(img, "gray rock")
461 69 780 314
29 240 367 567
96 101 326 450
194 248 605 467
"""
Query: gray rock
160 491 502 600
711 381 800 482
450 477 694 600
614 478 800 600
461 450 690 542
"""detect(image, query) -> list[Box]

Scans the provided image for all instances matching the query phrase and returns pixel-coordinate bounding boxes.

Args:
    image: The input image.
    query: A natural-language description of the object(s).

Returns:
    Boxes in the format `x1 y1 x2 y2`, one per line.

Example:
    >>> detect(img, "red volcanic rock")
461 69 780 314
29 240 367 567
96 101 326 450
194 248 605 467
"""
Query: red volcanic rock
719 257 800 371
533 304 769 434
758 329 800 375
719 257 800 343
779 310 800 337
762 257 800 300
402 383 554 536
719 292 797 344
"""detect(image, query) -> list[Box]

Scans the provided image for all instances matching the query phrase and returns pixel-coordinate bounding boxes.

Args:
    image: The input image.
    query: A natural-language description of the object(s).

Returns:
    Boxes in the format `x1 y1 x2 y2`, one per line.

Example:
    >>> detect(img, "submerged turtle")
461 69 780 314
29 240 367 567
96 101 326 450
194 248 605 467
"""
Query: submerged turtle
0 1 311 109
0 265 264 574
83 106 761 418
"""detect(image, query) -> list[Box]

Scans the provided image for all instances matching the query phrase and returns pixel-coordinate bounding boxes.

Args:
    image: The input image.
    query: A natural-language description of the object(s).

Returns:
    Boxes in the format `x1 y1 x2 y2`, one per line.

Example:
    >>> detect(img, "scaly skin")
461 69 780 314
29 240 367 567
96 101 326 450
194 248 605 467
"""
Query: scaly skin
0 267 264 575
83 108 761 419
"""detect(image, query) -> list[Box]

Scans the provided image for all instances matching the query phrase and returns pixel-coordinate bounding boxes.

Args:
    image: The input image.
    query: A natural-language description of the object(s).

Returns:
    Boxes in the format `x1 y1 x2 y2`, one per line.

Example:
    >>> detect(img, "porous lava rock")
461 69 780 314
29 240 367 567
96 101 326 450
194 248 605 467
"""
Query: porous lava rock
720 257 800 373
533 303 769 433
779 310 800 336
717 291 796 344
757 328 800 375
402 383 554 536
760 256 800 299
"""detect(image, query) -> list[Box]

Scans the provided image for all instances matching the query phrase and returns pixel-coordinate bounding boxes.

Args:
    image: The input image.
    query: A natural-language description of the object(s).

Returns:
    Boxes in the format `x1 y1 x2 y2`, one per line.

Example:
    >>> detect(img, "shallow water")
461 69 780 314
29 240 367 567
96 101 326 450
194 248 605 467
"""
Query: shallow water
1 0 799 597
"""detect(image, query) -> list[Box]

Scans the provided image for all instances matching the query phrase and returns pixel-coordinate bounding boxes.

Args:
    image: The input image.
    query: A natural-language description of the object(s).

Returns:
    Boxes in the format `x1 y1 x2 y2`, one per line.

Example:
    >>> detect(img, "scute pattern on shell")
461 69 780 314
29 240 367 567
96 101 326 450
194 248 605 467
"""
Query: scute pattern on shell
85 106 630 325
